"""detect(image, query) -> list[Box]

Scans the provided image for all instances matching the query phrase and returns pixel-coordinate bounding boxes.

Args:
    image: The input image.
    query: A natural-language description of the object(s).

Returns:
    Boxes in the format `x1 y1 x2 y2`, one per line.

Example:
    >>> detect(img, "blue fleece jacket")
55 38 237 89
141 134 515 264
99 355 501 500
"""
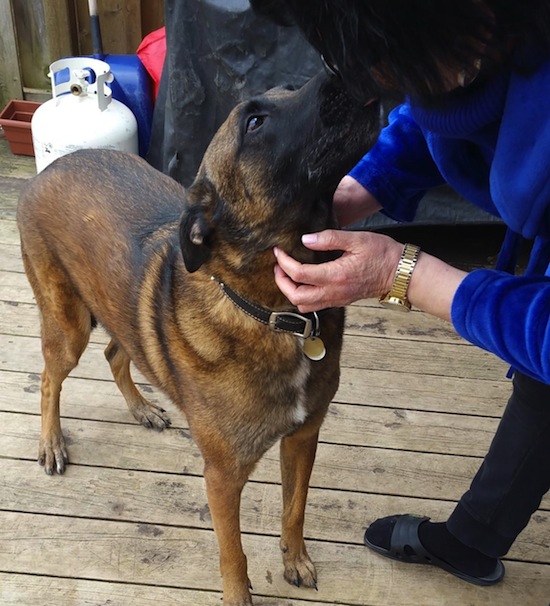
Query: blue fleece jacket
349 55 550 384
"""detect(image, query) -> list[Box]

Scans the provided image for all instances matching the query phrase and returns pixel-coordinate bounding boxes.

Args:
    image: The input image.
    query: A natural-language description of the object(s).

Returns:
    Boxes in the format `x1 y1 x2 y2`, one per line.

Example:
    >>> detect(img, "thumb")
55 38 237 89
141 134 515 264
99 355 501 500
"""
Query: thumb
301 229 349 251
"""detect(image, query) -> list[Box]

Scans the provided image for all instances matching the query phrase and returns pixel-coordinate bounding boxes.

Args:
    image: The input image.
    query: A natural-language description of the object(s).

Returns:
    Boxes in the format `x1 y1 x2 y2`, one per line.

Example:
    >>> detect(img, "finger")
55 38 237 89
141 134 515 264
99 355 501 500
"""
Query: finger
273 264 329 312
273 262 321 306
273 247 303 275
273 262 300 299
274 247 337 286
301 229 346 251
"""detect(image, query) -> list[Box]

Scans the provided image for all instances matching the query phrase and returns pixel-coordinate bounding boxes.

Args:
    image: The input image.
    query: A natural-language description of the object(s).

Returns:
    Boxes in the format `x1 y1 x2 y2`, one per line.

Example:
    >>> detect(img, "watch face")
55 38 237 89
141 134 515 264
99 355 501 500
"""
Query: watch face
379 295 411 311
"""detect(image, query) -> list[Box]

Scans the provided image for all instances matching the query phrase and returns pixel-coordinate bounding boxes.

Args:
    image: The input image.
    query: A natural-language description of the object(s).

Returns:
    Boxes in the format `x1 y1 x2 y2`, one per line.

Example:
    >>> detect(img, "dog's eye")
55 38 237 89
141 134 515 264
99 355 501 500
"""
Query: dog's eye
245 115 265 133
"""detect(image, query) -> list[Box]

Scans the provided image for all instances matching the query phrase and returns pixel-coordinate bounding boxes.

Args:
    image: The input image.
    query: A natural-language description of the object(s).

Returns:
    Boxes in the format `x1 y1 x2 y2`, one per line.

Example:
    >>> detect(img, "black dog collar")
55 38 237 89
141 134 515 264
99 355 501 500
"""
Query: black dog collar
211 276 321 339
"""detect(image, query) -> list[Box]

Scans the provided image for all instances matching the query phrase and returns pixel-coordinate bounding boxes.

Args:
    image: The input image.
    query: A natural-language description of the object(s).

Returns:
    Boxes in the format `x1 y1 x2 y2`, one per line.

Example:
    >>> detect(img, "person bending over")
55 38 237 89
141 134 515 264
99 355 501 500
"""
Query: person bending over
251 0 550 586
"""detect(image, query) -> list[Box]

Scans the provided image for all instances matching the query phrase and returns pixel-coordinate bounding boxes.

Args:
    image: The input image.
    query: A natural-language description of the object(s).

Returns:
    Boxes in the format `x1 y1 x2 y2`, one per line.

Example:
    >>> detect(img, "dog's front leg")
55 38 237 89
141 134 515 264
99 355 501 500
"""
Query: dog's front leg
104 339 171 430
204 461 254 605
279 426 320 590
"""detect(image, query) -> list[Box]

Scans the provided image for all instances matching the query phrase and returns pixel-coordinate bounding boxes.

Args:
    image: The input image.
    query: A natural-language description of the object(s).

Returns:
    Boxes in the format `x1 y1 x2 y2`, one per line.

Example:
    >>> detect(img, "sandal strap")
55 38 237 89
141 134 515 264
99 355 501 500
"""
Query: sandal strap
389 514 431 562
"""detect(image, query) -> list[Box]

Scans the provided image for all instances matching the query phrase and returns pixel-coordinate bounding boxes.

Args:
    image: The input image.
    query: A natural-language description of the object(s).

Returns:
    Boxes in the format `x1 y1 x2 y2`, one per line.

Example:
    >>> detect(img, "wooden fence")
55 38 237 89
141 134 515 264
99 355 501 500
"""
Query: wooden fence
0 0 164 110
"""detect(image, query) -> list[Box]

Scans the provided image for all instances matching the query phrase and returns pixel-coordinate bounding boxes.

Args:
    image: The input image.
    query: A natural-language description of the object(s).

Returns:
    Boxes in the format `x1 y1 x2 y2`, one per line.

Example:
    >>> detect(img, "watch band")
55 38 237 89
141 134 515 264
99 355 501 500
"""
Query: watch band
378 243 421 312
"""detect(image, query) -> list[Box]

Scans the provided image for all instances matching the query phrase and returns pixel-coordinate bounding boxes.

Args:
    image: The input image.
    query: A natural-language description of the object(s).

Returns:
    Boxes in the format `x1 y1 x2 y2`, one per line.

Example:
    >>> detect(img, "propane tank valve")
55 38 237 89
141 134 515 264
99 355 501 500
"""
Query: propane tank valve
70 69 91 96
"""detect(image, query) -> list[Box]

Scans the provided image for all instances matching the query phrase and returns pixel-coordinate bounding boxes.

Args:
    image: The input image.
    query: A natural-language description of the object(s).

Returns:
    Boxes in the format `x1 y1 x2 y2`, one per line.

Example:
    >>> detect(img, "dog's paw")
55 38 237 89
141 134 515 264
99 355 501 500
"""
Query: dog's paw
282 552 318 590
38 434 68 475
129 398 172 430
221 576 253 605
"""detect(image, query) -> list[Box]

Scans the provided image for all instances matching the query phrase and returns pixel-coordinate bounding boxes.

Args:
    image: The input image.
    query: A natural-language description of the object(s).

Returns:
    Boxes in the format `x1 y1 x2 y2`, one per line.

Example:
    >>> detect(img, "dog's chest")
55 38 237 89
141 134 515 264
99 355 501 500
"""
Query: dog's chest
229 354 314 460
291 355 312 423
264 354 312 436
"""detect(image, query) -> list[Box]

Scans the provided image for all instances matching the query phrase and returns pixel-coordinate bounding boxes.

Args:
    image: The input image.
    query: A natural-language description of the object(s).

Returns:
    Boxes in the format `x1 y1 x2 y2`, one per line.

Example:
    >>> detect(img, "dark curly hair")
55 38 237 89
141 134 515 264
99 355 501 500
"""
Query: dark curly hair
250 0 550 102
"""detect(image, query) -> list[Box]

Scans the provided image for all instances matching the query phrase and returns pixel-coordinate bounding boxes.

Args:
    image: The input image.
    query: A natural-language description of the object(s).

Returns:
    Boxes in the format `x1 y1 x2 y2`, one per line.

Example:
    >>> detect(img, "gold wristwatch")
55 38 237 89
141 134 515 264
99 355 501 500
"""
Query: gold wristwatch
378 243 421 312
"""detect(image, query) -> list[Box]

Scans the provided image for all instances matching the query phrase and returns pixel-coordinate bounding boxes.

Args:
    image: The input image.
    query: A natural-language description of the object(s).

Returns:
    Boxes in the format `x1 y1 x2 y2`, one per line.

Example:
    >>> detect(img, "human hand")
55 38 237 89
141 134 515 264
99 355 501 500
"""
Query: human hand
273 229 403 313
333 176 382 226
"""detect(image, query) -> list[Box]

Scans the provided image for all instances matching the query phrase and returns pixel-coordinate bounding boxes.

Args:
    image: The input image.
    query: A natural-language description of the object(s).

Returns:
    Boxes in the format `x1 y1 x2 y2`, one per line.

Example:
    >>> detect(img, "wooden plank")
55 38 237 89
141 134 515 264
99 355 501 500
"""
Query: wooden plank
42 0 74 68
0 269 33 303
7 0 74 97
322 402 500 457
0 362 516 470
336 366 511 416
1 459 547 564
103 0 143 53
0 299 115 347
8 268 514 412
0 511 548 606
0 137 36 180
0 177 27 219
0 300 39 335
0 334 115 382
341 331 509 380
141 0 164 36
7 0 76 98
0 0 23 109
0 274 521 420
74 0 143 55
0 572 328 606
0 368 174 424
0 573 223 606
0 364 504 458
345 304 463 343
0 140 36 218
0 297 514 424
0 240 22 271
0 214 21 241
11 0 50 92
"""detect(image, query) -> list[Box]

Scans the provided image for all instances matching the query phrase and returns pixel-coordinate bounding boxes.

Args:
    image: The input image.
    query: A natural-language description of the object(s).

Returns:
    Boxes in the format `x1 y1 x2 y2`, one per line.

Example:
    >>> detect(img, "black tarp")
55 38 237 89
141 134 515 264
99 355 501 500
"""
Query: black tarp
147 0 499 227
147 0 321 188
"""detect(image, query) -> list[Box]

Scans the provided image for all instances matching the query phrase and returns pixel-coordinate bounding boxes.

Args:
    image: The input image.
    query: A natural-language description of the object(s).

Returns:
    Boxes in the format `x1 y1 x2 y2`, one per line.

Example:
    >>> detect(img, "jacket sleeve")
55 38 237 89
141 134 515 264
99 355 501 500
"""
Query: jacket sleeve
349 102 445 222
451 269 550 383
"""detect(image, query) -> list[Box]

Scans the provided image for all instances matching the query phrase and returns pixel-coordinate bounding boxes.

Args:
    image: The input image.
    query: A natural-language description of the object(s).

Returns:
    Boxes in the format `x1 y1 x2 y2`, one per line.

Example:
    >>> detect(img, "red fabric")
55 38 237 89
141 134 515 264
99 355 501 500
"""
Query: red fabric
137 27 166 100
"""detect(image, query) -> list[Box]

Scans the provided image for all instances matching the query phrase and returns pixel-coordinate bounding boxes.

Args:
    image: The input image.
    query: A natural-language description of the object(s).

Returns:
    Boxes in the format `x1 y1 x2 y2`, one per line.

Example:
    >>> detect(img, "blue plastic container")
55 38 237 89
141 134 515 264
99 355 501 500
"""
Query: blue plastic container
86 6 154 157
93 52 153 157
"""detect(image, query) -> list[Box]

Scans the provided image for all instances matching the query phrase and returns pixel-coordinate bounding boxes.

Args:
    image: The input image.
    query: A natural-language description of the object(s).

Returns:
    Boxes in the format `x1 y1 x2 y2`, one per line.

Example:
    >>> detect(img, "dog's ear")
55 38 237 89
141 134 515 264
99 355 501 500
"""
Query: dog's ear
179 205 213 273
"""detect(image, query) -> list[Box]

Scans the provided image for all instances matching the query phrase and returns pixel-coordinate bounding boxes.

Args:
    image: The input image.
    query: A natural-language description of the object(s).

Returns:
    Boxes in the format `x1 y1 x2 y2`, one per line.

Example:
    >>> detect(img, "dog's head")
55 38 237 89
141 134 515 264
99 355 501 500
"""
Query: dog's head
180 71 381 274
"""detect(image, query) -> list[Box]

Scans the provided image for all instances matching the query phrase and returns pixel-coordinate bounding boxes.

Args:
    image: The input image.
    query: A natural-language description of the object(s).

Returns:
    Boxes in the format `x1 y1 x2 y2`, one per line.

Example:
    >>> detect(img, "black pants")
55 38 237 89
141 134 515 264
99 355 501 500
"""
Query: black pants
447 371 550 558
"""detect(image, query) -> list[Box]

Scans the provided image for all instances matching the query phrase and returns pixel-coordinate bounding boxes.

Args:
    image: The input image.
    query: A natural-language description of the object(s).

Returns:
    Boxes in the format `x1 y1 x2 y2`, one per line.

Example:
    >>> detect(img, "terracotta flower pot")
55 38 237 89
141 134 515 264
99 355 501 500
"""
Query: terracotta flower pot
0 99 42 156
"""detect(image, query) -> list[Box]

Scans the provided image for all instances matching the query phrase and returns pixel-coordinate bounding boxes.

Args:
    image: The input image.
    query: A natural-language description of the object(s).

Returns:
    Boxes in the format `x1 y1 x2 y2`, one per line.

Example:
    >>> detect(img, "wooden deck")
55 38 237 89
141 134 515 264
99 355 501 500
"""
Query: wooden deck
0 133 548 605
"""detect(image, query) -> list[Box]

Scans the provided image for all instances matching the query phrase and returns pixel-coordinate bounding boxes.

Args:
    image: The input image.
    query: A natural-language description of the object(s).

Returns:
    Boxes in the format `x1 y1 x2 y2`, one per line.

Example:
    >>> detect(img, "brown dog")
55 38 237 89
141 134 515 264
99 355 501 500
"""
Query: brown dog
17 72 380 605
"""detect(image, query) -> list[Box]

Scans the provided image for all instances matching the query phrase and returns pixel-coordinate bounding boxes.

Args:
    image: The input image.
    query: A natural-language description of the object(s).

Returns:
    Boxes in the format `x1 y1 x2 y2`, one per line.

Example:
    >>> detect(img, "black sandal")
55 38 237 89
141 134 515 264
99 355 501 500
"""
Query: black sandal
364 514 505 587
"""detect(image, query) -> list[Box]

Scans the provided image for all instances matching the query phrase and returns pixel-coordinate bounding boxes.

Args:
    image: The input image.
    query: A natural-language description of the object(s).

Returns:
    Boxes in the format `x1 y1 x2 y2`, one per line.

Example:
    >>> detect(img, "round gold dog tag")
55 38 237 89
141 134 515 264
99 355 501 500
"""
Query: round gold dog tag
303 336 326 361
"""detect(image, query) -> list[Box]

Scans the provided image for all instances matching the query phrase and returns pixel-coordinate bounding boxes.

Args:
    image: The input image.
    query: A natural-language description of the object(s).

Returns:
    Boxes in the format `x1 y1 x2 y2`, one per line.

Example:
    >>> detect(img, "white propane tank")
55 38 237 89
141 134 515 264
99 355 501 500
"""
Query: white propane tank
31 57 139 173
